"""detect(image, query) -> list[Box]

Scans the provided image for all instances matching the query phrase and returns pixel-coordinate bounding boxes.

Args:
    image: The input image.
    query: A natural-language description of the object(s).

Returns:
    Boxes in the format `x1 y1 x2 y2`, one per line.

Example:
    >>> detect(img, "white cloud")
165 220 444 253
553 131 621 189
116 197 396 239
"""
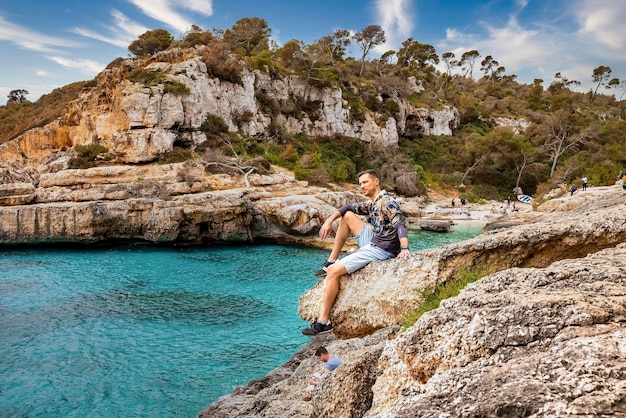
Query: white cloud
129 0 213 34
47 56 105 75
573 0 626 50
0 15 77 53
374 0 414 53
73 10 149 48
36 70 53 77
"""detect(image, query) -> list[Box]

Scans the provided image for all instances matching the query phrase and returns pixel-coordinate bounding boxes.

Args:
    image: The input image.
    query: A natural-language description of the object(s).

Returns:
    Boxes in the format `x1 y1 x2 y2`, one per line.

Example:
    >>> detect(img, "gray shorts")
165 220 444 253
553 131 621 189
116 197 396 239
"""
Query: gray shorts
342 225 394 274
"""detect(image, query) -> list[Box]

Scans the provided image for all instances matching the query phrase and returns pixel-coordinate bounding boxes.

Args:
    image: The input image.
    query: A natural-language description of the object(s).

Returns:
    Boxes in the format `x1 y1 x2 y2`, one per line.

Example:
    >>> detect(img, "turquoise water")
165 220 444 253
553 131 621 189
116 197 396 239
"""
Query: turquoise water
0 225 482 417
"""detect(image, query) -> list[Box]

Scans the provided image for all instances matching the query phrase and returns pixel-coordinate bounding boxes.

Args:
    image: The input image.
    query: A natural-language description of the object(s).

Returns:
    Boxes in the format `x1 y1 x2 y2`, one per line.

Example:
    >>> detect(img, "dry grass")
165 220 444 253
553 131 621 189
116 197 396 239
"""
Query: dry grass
0 81 87 145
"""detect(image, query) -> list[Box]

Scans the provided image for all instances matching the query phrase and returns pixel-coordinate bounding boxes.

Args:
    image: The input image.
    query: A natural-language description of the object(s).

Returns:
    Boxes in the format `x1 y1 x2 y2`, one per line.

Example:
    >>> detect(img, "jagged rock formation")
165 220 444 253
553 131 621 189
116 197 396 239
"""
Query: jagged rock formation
202 188 626 417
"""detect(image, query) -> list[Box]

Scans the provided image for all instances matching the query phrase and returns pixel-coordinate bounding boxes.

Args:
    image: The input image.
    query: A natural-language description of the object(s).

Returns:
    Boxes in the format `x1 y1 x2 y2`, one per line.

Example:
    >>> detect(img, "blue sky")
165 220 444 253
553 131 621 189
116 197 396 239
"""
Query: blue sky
1 0 625 105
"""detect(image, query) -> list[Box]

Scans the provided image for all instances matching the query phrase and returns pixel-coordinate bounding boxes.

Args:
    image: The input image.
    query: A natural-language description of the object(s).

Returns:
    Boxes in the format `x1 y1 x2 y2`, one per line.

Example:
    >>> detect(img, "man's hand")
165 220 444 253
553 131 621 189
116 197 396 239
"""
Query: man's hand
397 248 410 259
319 219 334 240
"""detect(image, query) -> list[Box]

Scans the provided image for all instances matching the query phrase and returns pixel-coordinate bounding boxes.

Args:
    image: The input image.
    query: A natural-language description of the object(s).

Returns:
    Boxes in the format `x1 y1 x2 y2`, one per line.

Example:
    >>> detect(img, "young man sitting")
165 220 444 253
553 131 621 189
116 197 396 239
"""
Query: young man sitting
302 169 409 336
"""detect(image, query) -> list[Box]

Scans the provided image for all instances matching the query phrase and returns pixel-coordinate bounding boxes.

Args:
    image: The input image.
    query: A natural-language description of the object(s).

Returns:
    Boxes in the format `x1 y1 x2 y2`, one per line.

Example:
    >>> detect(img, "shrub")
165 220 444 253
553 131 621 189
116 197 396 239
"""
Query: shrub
70 143 109 168
200 114 229 137
128 69 189 95
158 147 195 164
401 266 489 331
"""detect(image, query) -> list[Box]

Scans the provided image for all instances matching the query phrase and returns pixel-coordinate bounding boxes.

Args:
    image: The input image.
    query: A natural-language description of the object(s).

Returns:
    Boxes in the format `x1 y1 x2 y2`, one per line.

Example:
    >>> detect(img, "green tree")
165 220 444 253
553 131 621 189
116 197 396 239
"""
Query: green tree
7 89 29 105
480 55 506 82
128 29 174 56
397 38 439 74
441 52 457 96
534 110 589 177
223 17 271 56
458 49 480 79
589 65 612 103
353 24 386 77
179 25 214 48
317 29 351 64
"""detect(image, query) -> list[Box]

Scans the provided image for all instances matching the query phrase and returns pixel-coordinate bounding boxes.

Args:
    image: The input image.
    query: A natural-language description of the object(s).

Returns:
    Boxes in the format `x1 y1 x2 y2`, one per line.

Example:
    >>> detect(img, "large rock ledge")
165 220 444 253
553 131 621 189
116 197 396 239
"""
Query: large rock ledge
0 163 364 248
202 244 626 418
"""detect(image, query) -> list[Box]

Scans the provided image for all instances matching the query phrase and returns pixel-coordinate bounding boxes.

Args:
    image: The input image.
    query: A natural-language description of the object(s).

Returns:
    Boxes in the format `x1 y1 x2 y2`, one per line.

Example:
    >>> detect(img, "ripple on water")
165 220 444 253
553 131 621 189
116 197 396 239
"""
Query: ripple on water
0 235 482 417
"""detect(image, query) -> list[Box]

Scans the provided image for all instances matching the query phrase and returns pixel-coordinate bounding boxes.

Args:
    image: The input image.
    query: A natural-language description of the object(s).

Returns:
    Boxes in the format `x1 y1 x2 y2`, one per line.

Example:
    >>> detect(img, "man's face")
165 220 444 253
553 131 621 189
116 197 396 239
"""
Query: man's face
359 174 379 198
317 353 329 363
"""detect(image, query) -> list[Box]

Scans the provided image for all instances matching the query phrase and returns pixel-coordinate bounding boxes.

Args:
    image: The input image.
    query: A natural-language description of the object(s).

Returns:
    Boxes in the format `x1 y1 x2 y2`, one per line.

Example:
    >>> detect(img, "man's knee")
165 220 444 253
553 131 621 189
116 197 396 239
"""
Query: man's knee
326 262 346 278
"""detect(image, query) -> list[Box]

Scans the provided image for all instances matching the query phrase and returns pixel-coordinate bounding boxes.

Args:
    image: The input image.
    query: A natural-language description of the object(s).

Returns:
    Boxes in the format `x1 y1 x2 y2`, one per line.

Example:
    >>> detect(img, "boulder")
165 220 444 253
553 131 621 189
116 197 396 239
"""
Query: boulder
417 219 450 232
367 244 626 417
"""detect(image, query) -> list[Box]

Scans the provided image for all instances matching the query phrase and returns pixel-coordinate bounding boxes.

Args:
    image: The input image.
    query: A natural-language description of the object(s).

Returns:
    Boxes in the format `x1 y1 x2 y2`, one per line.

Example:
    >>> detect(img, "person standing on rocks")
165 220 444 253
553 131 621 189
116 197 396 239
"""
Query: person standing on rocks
302 169 409 336
582 176 588 191
303 346 343 401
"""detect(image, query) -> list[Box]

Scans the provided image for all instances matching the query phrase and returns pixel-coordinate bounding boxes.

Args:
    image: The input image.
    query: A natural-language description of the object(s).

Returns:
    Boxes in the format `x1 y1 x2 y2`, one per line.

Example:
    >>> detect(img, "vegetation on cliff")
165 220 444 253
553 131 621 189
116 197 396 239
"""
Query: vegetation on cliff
1 18 625 201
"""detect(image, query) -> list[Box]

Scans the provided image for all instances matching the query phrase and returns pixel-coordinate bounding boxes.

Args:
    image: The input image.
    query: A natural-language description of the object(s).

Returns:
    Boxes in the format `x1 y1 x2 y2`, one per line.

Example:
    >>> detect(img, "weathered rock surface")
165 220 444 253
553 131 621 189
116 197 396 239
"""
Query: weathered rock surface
0 163 368 247
368 244 626 417
199 327 399 418
417 218 450 232
200 187 626 417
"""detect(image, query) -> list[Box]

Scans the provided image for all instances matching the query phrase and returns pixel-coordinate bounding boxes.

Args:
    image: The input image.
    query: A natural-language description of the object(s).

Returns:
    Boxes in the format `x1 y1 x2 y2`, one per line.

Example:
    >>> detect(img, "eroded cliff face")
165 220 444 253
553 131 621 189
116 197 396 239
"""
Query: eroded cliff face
202 188 626 418
0 46 459 165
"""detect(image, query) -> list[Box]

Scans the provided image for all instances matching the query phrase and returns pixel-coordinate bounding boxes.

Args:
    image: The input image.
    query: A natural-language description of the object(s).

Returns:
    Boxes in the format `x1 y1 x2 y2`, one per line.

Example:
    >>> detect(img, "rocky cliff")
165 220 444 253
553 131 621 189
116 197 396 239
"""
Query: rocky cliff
0 46 458 165
0 45 456 246
200 186 626 417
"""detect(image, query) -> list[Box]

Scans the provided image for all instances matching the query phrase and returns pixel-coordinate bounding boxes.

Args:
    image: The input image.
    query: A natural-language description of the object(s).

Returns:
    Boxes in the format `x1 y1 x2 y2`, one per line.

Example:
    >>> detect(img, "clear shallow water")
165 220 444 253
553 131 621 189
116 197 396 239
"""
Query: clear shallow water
0 225 482 417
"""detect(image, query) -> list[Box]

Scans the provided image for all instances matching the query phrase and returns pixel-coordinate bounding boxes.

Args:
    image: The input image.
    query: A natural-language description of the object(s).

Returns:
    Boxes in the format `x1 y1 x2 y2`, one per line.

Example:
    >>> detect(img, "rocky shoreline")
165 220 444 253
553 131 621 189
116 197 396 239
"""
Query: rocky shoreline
200 184 626 417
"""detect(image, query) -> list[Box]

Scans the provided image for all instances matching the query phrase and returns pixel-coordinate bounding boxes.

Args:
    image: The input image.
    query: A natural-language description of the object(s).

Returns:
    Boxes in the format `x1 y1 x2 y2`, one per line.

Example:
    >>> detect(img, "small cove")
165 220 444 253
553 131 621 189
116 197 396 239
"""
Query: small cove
0 224 482 417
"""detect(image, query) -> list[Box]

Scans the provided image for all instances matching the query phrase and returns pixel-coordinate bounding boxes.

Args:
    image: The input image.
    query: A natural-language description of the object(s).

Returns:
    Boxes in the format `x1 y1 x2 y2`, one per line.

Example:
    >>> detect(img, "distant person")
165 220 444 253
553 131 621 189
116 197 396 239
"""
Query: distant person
581 176 588 191
507 196 511 207
302 169 409 336
303 346 343 401
451 199 455 207
622 174 626 191
460 197 467 205
570 183 577 196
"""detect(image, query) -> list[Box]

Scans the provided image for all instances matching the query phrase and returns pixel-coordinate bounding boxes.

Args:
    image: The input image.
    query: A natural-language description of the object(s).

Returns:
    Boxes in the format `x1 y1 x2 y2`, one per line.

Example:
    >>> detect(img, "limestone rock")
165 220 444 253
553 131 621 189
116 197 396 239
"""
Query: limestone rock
0 182 35 206
0 48 459 166
366 244 626 417
299 198 626 338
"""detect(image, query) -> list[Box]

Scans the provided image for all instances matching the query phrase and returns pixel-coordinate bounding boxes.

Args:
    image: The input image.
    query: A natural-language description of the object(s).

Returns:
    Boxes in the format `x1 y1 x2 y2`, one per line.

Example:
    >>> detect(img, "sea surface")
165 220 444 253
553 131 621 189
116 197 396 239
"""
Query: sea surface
0 225 482 417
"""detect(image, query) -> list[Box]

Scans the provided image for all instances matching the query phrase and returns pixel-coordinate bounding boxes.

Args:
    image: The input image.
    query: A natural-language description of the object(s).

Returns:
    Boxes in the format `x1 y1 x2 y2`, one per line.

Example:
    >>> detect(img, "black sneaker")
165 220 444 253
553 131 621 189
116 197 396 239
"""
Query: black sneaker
314 260 335 278
301 320 333 336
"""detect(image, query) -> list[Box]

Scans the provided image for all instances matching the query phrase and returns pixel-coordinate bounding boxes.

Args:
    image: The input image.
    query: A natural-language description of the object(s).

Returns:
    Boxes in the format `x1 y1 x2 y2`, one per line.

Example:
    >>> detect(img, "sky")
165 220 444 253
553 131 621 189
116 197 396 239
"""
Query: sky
1 0 625 105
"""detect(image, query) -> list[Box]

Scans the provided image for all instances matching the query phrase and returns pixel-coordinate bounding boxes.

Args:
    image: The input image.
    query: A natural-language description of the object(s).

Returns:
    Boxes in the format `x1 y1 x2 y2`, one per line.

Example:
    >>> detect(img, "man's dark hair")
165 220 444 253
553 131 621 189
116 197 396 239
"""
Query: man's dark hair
357 169 379 179
315 346 329 356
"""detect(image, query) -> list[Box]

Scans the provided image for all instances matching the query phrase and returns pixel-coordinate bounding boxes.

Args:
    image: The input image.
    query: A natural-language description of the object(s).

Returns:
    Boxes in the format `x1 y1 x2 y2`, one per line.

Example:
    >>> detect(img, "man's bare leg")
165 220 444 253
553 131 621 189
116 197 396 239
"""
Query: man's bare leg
327 211 365 261
318 261 347 323
318 211 364 323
